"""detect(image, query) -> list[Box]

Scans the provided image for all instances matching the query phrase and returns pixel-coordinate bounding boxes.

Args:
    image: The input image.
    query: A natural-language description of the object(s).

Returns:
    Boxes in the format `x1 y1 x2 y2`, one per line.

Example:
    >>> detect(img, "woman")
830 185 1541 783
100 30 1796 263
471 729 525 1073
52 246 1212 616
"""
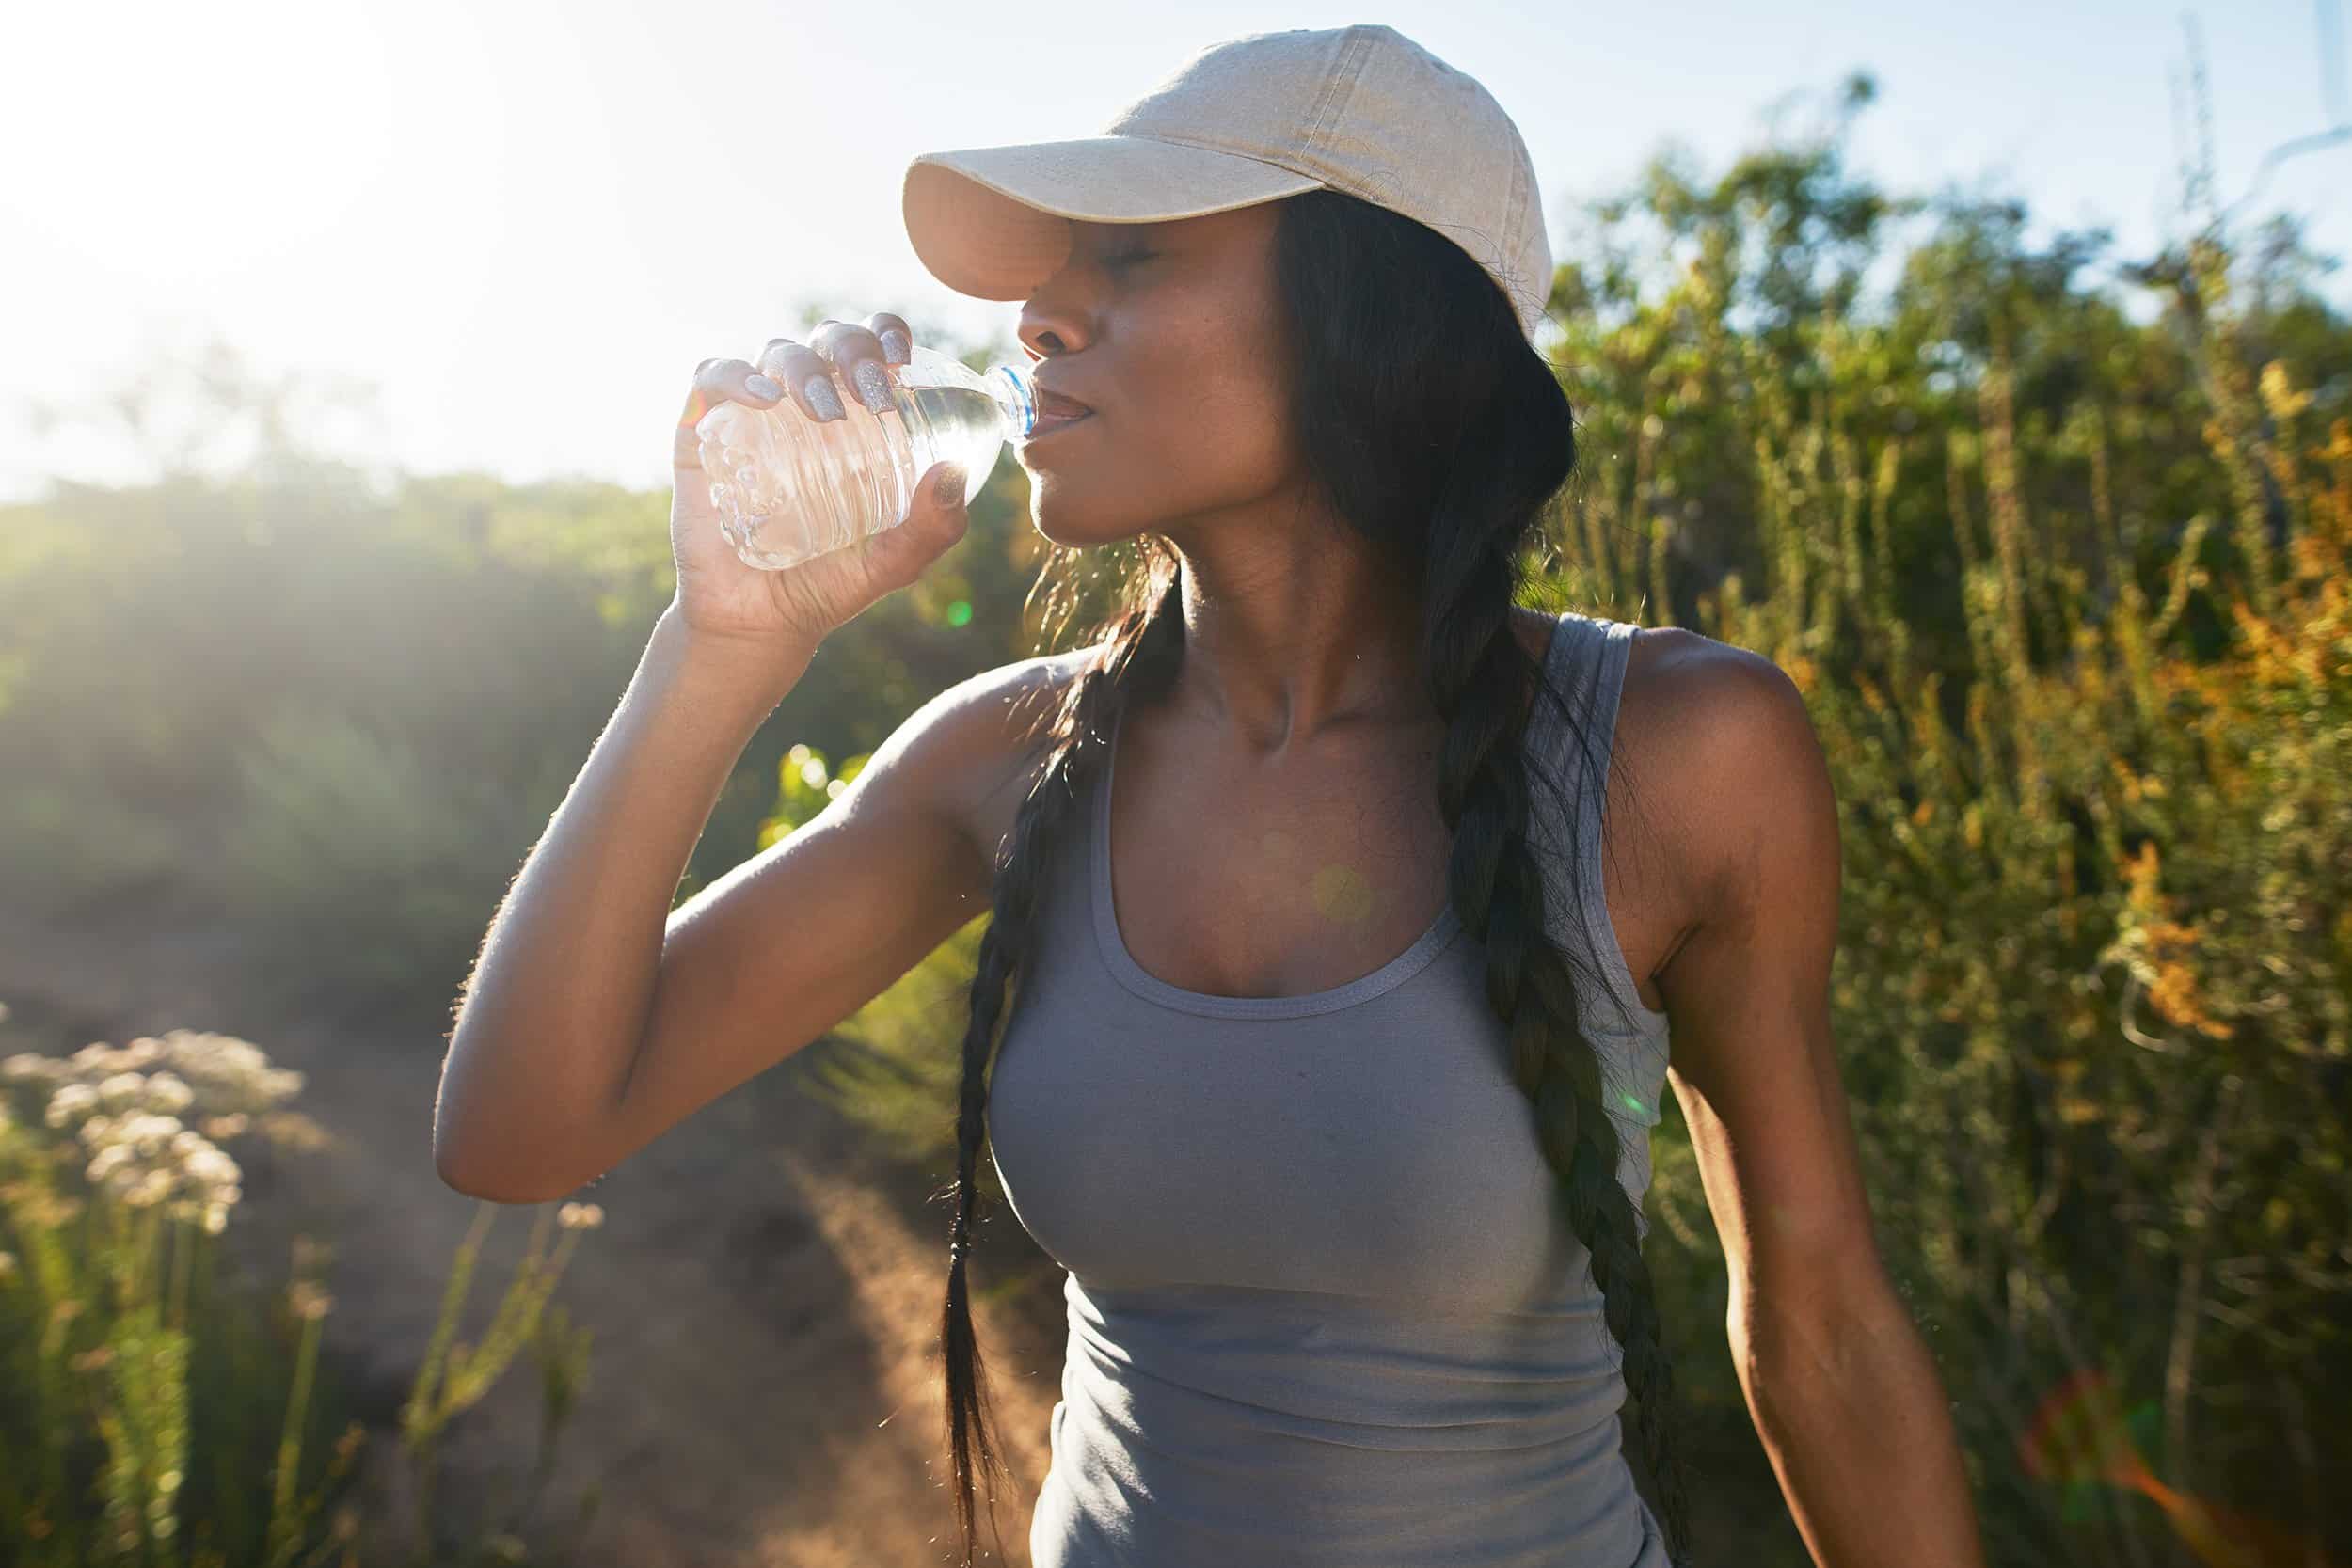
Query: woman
434 24 1985 1568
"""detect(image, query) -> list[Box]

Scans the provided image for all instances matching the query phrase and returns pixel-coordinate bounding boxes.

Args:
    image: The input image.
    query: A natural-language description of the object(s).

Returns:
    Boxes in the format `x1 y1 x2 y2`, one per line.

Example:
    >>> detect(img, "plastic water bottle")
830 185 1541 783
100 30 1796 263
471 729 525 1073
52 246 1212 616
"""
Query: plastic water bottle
693 344 1039 572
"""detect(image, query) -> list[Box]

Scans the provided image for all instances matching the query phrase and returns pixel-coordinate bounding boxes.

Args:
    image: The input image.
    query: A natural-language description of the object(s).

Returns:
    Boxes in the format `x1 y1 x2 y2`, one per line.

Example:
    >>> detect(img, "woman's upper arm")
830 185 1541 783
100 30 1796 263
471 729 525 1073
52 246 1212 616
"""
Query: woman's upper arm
581 656 1069 1188
1649 643 1890 1347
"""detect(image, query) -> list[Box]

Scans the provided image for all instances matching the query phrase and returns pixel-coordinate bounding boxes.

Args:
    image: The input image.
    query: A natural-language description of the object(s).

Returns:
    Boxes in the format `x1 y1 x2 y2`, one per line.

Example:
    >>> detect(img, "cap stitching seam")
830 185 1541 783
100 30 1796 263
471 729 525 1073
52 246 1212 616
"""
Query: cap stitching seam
1500 148 1525 314
1299 25 1376 171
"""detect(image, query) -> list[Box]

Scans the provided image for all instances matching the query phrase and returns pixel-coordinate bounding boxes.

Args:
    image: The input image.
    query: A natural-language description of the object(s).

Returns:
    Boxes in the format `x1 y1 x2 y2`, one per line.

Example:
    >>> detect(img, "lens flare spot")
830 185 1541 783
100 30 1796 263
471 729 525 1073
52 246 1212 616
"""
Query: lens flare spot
1311 863 1377 925
2019 1370 2340 1567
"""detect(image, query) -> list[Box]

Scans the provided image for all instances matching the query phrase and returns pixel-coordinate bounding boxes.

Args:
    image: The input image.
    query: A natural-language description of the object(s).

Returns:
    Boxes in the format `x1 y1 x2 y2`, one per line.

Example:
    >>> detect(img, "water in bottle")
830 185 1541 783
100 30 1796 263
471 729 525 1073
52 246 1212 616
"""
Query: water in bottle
695 344 1039 571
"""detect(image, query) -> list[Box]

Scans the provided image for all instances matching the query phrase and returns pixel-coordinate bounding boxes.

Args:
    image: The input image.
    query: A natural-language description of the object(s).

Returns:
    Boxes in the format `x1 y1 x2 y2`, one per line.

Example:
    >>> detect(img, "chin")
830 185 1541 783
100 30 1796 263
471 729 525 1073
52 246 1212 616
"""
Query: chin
1029 513 1123 551
1024 477 1129 550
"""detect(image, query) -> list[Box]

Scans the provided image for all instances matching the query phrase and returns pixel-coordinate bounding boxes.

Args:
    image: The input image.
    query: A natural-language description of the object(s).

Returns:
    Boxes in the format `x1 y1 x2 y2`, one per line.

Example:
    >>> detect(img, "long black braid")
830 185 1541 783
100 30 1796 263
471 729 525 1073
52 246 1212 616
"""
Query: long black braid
932 187 1694 1566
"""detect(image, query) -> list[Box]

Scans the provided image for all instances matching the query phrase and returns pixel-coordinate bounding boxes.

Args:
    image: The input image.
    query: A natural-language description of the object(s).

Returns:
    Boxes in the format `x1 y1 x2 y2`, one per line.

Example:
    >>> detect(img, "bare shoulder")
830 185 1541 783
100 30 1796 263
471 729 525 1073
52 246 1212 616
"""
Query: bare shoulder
1619 626 1837 941
889 645 1091 882
1621 623 1805 746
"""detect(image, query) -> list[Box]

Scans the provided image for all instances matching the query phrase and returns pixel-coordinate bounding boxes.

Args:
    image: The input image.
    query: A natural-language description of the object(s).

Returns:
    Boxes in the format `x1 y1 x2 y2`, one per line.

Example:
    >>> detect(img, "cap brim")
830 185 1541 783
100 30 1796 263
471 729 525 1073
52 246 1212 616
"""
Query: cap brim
903 135 1325 305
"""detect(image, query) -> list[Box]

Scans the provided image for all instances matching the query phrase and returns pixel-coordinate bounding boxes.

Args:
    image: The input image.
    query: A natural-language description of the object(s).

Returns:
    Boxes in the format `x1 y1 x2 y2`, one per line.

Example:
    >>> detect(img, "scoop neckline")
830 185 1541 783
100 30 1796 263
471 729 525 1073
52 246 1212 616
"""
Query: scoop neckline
1088 611 1583 1021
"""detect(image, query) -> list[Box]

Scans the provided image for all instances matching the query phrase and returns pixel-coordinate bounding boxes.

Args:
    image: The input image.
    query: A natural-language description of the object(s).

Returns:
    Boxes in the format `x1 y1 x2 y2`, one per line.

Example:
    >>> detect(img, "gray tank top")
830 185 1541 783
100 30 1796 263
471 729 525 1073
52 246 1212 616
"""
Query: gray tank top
987 610 1674 1568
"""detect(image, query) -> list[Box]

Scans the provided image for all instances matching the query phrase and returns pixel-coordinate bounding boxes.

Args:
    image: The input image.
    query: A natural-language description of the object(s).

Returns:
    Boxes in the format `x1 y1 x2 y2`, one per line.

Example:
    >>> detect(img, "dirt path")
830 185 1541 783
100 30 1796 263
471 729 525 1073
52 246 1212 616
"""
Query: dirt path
0 888 1065 1567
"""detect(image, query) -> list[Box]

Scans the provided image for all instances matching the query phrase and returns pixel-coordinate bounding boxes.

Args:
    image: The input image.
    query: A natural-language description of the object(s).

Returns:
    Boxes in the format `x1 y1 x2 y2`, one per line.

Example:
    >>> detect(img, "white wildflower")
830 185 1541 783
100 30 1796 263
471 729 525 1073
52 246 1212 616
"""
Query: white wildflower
119 1113 184 1155
45 1083 98 1128
184 1147 241 1188
96 1071 150 1109
141 1072 194 1114
123 1168 175 1208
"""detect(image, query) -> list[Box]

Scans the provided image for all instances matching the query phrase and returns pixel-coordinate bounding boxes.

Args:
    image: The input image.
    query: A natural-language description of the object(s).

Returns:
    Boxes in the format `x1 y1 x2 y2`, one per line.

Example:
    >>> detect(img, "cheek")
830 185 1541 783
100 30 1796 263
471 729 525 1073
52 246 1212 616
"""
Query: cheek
1134 358 1295 483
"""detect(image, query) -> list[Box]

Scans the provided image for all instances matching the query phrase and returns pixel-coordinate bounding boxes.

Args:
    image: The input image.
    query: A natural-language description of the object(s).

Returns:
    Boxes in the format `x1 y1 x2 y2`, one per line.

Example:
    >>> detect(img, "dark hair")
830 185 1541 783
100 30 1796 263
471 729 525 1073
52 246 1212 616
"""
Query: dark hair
932 186 1695 1567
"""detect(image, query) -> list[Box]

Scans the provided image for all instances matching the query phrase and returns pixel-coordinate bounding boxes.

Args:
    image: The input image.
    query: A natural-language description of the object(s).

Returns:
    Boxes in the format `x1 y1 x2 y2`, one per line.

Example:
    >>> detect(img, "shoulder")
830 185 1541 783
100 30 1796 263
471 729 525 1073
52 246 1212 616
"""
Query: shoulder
899 647 1092 874
1619 626 1838 942
914 645 1089 781
1624 625 1804 735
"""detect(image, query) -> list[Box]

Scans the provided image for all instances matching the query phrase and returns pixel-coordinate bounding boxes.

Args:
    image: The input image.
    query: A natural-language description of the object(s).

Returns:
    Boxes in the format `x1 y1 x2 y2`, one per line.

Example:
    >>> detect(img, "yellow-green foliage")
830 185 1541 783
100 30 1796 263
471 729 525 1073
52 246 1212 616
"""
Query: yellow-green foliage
1626 227 2348 1560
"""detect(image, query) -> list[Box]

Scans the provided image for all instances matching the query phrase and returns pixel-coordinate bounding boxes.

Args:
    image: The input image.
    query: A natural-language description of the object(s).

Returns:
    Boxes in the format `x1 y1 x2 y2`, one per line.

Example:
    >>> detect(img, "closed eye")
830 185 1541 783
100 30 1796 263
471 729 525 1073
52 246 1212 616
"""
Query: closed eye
1102 248 1155 270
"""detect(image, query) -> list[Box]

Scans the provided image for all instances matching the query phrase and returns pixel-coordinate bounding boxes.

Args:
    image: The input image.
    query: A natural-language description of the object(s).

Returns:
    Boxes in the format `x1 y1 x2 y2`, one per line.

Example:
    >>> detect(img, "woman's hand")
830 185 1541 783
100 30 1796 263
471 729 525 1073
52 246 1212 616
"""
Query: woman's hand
668 311 970 656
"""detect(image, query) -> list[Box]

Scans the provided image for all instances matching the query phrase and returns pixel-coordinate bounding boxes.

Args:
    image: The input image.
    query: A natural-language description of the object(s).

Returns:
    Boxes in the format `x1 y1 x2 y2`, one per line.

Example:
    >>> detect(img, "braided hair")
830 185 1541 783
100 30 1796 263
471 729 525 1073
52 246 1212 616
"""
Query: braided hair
931 187 1694 1567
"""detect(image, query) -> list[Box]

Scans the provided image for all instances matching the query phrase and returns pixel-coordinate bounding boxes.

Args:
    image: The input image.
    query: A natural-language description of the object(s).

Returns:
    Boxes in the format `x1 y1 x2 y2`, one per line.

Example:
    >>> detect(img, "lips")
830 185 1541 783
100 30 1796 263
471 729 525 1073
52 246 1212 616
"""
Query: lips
1025 408 1092 445
1022 381 1095 447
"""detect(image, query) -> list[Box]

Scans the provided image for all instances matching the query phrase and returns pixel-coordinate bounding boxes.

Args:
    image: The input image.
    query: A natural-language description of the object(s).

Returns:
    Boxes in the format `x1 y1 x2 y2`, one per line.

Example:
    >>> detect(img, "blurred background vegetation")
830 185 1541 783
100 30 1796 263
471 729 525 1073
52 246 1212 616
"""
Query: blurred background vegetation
3 51 2347 1568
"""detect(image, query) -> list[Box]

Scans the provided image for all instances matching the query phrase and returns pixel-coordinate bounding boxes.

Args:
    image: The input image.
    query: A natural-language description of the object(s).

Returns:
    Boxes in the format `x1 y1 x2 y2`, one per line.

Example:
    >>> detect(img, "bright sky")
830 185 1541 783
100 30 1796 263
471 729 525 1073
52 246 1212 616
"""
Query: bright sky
3 0 2344 503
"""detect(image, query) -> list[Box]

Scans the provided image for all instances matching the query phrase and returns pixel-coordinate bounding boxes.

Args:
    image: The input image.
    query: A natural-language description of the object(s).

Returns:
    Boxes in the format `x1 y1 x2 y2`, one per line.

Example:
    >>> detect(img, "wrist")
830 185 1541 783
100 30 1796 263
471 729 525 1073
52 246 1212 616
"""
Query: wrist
649 602 816 709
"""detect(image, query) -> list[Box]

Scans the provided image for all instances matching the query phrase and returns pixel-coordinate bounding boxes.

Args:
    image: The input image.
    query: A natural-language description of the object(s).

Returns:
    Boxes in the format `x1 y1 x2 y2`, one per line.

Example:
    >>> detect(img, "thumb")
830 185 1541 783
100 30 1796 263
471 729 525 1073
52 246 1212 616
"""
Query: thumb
858 461 970 589
918 461 972 550
924 460 971 525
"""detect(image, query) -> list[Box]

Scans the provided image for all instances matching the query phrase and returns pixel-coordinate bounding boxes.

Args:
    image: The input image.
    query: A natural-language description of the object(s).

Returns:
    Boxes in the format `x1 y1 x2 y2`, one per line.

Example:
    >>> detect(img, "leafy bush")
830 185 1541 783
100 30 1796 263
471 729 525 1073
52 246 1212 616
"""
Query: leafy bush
214 707 576 1008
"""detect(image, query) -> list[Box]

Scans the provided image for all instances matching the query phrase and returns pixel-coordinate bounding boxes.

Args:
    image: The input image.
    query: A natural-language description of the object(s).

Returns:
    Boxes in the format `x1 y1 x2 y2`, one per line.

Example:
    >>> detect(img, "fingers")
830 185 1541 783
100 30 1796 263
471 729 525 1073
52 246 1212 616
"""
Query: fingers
754 338 842 422
810 319 895 417
675 356 786 469
868 312 912 365
679 356 783 426
677 315 916 470
812 315 910 419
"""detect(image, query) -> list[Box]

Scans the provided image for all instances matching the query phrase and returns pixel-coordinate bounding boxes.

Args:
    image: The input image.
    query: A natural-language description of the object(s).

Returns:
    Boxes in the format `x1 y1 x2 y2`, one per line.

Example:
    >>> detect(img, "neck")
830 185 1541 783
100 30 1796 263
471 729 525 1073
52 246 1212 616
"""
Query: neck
1154 544 1428 754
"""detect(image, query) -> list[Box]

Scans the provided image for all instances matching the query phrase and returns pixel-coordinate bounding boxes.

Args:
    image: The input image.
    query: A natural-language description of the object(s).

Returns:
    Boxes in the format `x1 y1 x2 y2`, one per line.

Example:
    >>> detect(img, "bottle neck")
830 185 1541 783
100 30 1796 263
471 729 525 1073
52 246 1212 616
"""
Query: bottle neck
985 362 1037 438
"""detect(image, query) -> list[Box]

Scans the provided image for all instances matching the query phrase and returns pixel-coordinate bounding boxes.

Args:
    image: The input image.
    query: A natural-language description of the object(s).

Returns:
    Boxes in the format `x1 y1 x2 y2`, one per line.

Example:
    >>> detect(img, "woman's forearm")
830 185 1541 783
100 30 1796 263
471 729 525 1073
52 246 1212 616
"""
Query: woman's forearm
1735 1293 1988 1568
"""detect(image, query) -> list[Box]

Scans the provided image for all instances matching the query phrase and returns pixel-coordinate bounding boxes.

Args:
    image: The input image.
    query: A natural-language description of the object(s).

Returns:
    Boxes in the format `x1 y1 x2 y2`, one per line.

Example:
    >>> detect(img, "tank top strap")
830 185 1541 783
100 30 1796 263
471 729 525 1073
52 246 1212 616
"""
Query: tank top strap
1526 611 1672 1113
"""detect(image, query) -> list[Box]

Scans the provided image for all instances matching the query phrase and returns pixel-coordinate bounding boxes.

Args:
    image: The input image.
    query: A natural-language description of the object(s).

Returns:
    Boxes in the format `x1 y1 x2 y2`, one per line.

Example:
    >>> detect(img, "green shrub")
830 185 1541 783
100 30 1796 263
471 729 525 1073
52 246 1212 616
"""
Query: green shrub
211 709 575 1010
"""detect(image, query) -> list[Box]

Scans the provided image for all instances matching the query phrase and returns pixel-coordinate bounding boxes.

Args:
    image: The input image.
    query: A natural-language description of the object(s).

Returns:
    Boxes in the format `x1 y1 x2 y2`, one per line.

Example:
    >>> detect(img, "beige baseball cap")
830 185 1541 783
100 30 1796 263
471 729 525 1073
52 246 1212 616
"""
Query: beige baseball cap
901 24 1553 341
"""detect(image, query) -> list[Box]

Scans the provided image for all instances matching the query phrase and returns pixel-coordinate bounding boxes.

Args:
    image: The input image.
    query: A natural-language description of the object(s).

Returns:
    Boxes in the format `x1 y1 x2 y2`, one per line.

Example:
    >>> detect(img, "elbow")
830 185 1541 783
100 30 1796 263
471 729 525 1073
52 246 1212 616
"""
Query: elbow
434 1142 523 1204
434 1130 586 1207
433 1067 603 1204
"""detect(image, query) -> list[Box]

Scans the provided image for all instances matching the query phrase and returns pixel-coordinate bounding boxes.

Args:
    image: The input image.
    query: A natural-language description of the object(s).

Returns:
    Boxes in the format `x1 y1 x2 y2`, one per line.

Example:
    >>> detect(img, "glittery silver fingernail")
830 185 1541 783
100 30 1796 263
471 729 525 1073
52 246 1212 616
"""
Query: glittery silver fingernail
854 359 893 414
880 328 910 364
803 373 845 421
